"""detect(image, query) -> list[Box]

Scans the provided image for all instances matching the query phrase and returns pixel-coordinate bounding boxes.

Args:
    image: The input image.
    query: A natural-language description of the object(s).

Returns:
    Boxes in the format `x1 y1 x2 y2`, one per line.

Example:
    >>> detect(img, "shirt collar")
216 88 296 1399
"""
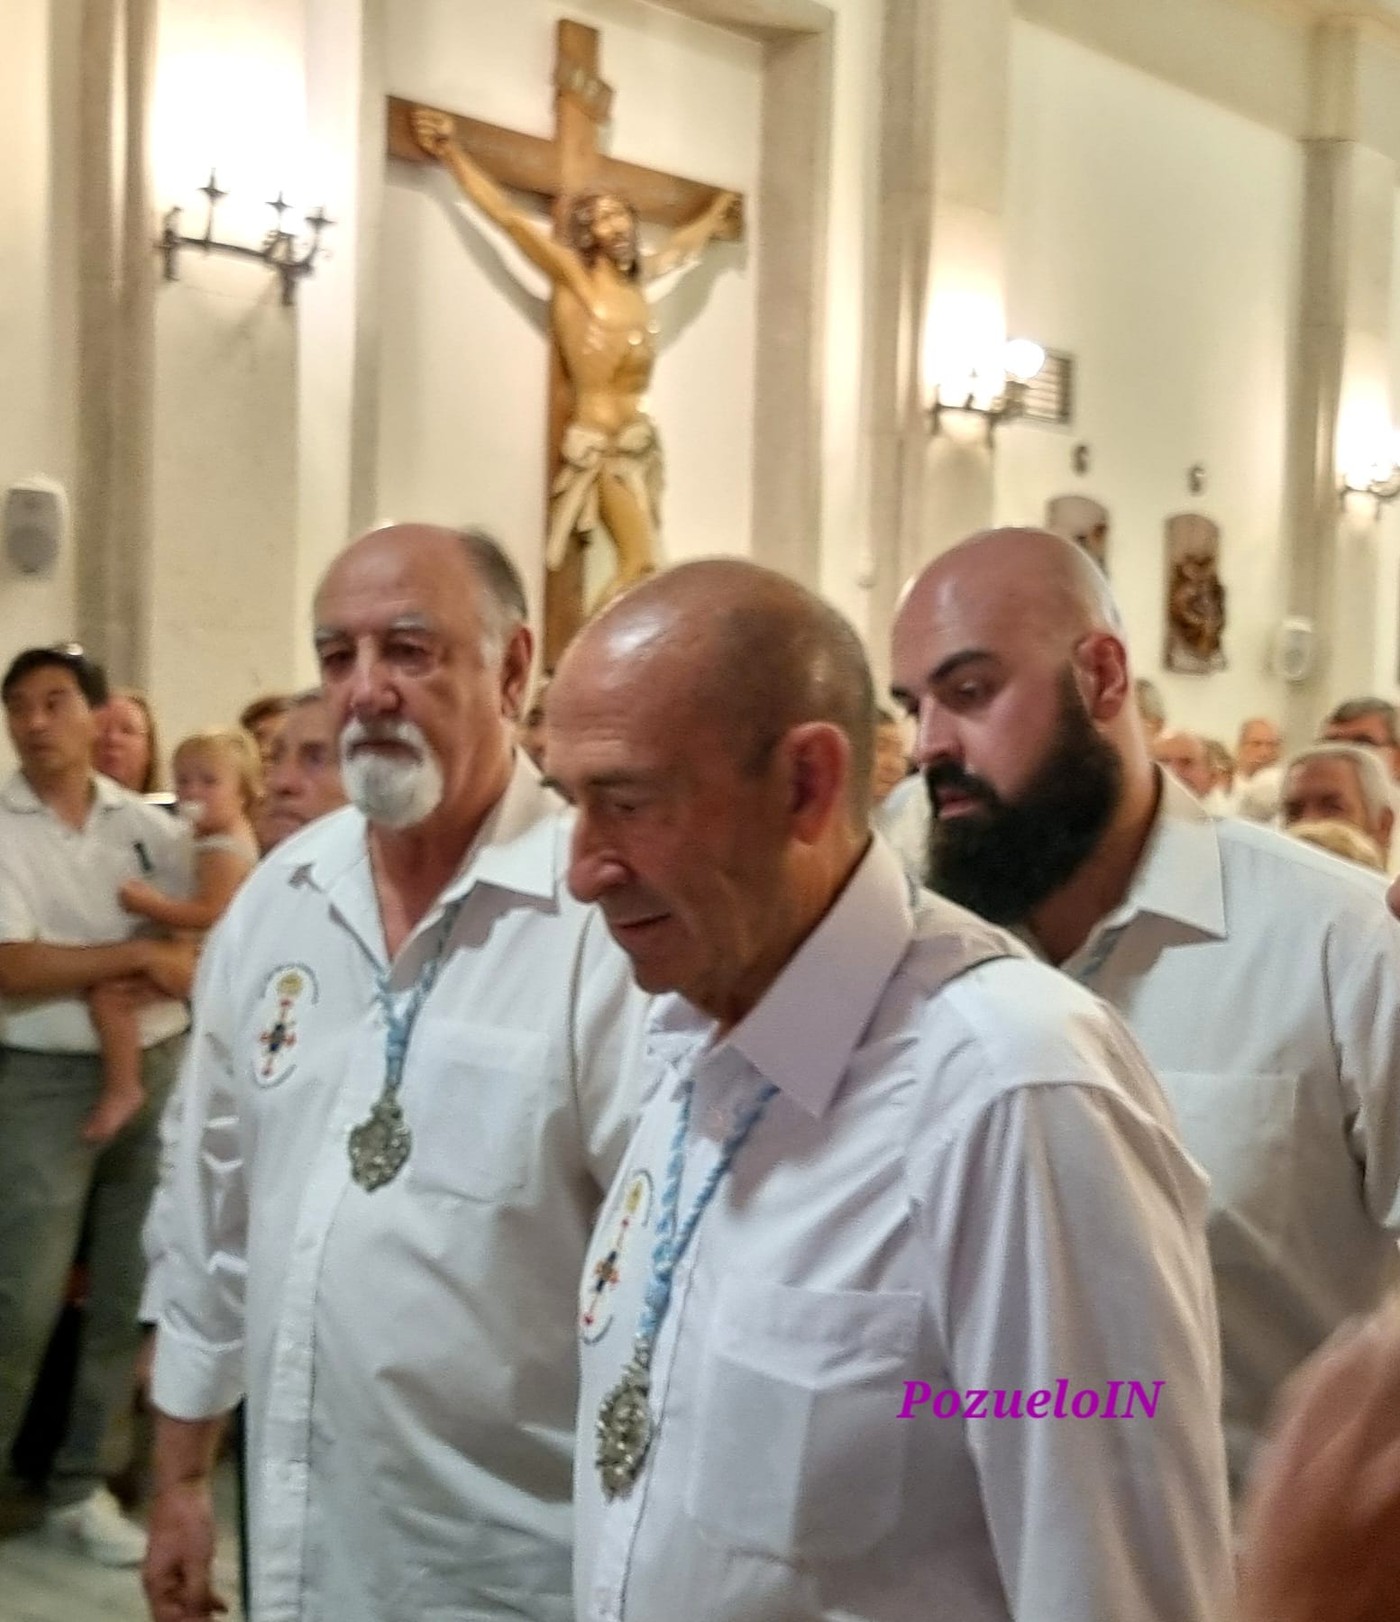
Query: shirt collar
646 837 915 1119
441 751 563 907
0 769 126 815
291 750 564 910
1103 769 1226 939
92 772 131 810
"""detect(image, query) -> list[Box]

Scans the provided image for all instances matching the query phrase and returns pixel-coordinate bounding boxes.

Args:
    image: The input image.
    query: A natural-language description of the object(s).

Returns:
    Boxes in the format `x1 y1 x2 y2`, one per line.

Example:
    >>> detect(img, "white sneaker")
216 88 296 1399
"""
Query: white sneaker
44 1486 147 1567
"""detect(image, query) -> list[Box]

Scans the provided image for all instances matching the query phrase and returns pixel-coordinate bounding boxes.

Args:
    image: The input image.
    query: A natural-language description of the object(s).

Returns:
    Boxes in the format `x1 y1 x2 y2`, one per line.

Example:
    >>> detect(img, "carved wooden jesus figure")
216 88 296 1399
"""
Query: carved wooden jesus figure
411 107 741 610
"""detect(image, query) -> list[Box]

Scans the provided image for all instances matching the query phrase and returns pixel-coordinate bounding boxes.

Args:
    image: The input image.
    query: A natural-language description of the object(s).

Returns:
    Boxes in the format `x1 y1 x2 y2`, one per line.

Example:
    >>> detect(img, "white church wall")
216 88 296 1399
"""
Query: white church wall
998 20 1302 745
0 0 79 714
295 0 368 688
147 0 309 749
376 0 763 626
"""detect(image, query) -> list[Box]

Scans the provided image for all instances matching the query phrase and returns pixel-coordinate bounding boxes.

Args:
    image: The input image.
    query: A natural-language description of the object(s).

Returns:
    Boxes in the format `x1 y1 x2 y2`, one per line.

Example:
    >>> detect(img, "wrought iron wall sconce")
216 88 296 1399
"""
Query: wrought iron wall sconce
928 338 1047 441
157 170 334 306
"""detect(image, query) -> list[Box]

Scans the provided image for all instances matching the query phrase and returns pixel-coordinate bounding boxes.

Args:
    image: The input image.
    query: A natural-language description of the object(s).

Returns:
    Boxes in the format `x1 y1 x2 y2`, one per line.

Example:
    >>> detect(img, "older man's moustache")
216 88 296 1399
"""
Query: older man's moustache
344 727 422 753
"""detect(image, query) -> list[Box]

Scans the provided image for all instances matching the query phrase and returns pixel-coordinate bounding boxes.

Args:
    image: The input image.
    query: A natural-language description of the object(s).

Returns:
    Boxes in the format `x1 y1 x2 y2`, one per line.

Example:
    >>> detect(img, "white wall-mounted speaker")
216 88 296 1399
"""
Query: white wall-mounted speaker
1271 616 1315 684
4 476 68 576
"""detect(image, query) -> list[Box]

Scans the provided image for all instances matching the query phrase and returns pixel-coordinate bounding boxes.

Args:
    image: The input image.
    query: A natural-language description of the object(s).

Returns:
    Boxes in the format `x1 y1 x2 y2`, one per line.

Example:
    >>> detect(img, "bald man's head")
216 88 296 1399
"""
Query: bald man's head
889 528 1148 925
547 559 876 1027
318 524 527 657
1236 716 1282 776
896 528 1122 658
557 559 877 823
1152 729 1213 798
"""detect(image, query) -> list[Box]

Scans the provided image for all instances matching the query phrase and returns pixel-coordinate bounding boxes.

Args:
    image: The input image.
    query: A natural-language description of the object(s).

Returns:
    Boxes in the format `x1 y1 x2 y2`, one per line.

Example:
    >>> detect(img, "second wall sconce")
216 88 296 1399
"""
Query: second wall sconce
929 338 1048 440
1341 456 1400 508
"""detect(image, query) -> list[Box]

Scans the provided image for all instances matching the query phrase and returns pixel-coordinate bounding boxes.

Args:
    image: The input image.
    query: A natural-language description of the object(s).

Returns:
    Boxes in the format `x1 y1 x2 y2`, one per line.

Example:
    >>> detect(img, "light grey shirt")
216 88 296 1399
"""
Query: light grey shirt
1049 772 1400 1497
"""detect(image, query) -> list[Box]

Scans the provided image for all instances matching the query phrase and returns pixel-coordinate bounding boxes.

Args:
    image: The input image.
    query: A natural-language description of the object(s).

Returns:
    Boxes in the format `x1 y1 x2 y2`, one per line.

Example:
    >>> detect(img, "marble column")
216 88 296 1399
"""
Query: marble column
868 0 1014 650
1280 20 1398 740
73 0 120 671
72 0 158 686
113 0 158 684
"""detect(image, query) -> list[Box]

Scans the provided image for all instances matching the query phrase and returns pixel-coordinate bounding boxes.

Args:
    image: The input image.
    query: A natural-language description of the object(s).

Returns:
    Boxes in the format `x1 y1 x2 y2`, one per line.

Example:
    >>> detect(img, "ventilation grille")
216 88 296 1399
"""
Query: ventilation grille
1021 350 1074 425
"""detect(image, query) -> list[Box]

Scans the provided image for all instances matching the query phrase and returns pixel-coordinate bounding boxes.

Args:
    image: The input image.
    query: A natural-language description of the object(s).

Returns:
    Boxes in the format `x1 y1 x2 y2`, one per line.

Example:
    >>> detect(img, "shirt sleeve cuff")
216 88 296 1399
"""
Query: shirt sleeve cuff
151 1320 245 1420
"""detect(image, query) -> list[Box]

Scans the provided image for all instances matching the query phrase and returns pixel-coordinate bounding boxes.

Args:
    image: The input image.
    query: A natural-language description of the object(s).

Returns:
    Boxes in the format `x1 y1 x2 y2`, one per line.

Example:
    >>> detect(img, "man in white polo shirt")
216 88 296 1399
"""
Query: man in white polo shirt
0 644 192 1564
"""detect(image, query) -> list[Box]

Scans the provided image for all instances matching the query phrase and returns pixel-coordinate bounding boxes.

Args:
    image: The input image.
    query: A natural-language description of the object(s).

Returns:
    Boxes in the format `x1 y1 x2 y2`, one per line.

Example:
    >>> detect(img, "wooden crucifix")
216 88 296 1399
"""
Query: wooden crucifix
388 19 745 668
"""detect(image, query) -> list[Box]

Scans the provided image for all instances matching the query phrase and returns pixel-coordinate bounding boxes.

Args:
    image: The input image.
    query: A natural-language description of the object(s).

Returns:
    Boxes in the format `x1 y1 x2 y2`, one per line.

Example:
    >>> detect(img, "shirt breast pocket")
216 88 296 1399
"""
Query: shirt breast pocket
1158 1069 1299 1253
685 1278 920 1563
405 1021 550 1203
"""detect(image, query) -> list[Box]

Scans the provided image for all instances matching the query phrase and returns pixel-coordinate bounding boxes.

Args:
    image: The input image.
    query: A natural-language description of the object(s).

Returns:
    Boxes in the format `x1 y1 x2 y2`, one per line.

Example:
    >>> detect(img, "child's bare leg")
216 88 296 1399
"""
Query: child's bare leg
84 982 146 1144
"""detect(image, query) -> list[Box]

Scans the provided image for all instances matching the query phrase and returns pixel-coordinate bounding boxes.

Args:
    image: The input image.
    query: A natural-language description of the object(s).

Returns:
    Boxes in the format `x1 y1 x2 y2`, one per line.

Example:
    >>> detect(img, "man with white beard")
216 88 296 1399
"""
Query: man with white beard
142 524 644 1622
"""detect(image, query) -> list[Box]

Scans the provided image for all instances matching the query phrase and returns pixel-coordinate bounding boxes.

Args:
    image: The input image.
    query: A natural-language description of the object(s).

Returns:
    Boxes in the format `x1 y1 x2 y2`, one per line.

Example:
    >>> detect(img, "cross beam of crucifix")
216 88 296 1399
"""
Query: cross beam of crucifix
388 19 744 665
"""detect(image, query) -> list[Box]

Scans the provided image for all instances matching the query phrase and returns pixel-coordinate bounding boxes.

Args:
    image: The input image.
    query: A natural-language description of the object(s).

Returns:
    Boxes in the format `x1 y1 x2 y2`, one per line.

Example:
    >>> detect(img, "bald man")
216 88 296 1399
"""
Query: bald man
1151 728 1213 799
144 525 644 1622
1236 716 1282 779
892 527 1400 1501
1229 717 1285 823
550 560 1231 1622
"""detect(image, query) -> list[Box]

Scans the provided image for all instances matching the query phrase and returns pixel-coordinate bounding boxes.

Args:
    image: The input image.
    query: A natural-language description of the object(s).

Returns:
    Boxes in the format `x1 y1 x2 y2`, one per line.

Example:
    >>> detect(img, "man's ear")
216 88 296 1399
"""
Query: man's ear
780 722 851 844
1380 805 1395 850
501 626 535 721
1073 632 1131 722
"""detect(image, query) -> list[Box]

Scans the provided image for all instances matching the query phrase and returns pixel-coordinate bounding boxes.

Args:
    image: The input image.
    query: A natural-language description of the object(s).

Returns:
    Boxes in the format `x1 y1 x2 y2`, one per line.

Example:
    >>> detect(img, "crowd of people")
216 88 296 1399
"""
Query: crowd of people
1140 692 1400 874
1 522 1397 1622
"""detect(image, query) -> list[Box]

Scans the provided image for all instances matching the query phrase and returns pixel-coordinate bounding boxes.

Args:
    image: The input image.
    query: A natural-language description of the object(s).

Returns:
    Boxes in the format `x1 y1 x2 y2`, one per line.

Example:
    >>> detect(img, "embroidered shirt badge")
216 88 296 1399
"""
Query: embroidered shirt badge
580 1170 653 1345
254 965 318 1087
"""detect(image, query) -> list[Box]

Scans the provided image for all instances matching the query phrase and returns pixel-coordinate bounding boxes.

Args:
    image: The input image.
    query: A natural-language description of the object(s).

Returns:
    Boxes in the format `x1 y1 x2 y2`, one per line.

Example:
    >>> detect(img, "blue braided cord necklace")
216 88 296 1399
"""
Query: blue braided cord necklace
595 1070 779 1498
346 898 466 1191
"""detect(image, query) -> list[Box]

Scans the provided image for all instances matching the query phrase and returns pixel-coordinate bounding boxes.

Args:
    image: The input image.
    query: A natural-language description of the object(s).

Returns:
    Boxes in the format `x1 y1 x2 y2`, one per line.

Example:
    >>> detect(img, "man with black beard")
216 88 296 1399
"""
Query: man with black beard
923 666 1122 926
891 526 1400 1503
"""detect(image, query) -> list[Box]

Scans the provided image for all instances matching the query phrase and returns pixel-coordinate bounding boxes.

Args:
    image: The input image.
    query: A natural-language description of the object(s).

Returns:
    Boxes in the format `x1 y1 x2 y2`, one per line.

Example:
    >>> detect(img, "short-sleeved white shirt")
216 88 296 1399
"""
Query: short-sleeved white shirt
0 770 192 1051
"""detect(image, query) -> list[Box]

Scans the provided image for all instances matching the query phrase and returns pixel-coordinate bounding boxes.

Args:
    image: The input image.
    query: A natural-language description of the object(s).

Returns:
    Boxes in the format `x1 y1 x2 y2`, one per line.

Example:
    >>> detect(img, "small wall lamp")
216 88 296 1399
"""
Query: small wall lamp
1340 458 1400 508
929 338 1048 440
157 169 333 305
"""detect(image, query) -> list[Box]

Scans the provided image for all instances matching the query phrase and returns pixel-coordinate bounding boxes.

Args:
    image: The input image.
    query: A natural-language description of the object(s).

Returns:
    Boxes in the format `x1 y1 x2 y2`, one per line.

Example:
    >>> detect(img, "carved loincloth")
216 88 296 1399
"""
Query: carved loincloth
546 418 665 571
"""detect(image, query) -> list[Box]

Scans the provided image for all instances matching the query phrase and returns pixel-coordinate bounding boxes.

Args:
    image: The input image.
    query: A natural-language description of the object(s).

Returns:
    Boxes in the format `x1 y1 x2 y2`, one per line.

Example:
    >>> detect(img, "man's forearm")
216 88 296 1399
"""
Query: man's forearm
0 938 149 996
152 1412 228 1492
143 937 200 1001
